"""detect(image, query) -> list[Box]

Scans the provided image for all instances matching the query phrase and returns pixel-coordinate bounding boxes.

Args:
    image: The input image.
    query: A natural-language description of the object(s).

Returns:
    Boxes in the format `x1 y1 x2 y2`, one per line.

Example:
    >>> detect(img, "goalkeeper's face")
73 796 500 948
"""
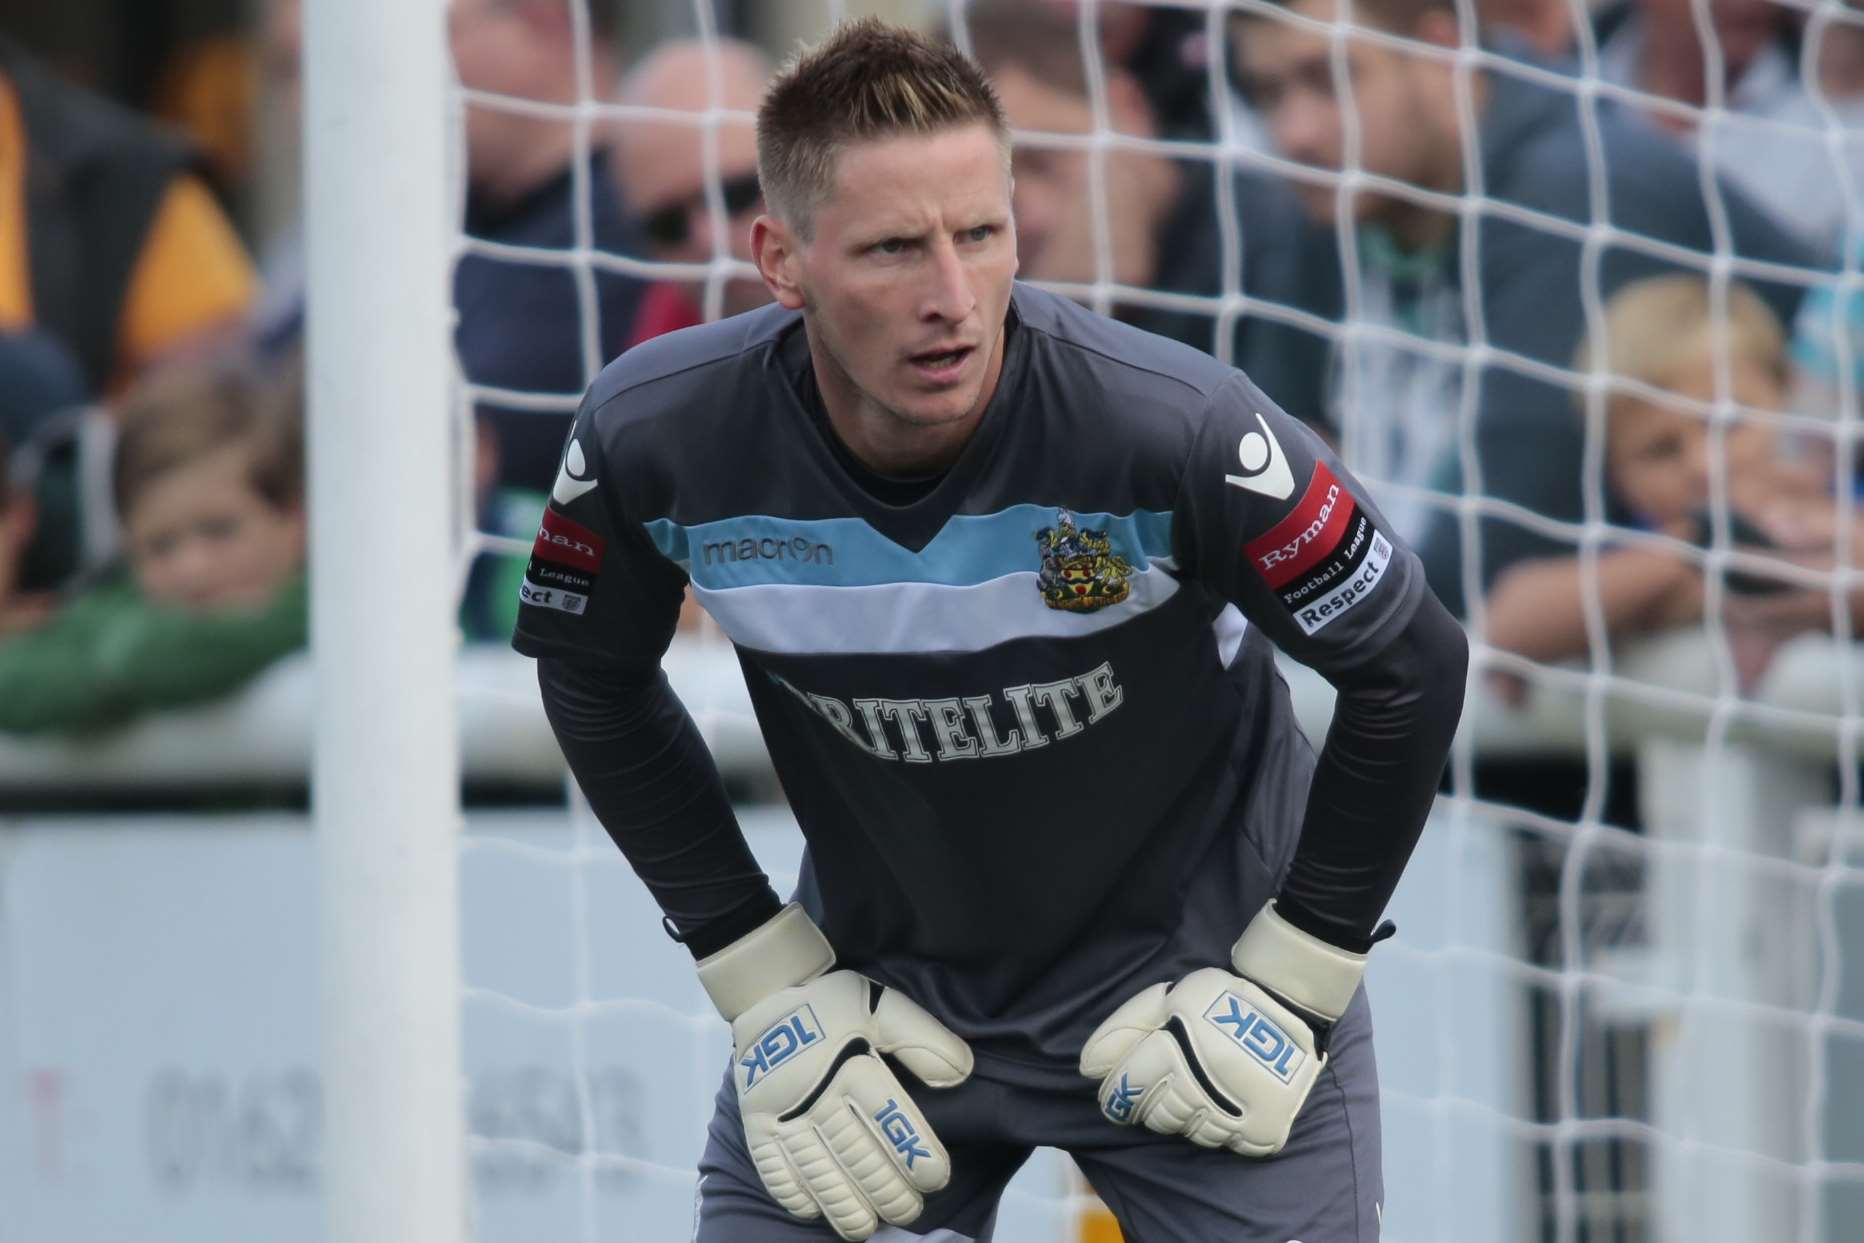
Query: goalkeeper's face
754 123 1018 458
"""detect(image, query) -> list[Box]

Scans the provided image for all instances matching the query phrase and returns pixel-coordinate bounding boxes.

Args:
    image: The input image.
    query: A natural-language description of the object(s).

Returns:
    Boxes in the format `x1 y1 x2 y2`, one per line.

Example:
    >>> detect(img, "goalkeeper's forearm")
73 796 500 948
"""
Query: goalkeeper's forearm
537 655 781 956
1279 589 1467 952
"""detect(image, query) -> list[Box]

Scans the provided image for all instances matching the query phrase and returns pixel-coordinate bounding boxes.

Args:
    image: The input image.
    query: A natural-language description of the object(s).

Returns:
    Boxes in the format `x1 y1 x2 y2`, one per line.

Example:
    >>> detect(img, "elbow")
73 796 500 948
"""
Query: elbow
1329 589 1469 735
1413 588 1471 726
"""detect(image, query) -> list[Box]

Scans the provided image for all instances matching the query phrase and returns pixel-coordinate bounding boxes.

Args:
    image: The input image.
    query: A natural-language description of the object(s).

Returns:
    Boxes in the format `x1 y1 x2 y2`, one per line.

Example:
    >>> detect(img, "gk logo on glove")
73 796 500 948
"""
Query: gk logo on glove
740 1006 823 1090
873 1098 932 1169
1105 1074 1142 1123
1205 994 1305 1084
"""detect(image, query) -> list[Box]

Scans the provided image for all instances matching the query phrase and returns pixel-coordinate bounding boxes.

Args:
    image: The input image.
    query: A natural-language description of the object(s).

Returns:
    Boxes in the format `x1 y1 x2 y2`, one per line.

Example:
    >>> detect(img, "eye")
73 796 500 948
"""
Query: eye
873 237 912 256
962 225 994 244
1241 76 1279 111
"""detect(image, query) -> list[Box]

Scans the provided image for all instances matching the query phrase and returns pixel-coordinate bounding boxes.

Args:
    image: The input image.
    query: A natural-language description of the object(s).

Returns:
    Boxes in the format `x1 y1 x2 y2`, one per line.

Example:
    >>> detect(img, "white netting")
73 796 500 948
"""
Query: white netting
450 2 1864 1241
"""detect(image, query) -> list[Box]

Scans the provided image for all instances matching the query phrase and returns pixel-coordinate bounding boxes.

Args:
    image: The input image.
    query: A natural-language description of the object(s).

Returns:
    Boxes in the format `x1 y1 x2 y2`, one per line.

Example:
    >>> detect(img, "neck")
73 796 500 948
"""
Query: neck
1381 201 1456 252
806 321 1007 479
1377 72 1483 253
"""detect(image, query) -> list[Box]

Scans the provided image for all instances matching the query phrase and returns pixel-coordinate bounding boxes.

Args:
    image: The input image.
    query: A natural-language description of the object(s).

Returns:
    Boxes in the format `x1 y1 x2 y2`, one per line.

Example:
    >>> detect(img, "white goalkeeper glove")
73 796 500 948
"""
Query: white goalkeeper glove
695 903 974 1241
1079 902 1373 1157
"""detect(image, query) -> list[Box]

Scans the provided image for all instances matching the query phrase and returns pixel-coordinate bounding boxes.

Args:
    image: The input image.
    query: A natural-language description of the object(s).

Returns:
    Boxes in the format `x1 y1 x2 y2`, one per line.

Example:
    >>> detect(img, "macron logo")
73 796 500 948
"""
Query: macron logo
552 439 598 506
1224 413 1294 501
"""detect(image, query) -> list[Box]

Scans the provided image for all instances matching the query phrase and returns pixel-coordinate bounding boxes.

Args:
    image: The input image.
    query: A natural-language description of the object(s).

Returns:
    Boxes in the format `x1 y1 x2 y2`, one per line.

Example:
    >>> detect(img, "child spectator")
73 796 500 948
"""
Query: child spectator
1485 275 1856 691
0 361 307 734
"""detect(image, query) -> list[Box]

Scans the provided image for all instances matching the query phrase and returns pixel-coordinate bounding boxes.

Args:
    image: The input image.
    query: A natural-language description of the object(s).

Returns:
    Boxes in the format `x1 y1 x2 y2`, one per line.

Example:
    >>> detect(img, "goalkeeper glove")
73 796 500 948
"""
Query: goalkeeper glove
1079 901 1373 1157
696 903 974 1241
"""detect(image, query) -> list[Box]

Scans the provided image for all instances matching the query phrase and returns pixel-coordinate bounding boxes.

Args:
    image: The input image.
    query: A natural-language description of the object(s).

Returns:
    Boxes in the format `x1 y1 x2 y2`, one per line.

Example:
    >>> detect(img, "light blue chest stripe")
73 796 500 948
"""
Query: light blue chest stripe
643 506 1175 589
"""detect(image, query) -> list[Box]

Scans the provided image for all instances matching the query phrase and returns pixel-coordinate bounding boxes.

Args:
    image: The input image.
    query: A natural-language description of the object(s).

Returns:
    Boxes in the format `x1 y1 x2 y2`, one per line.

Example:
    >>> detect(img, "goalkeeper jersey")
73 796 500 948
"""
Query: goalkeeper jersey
514 283 1463 1075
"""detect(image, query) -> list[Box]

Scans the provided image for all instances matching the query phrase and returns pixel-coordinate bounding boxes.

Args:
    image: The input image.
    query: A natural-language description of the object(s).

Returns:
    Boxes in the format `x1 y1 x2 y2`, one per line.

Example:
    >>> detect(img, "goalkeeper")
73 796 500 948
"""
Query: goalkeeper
515 19 1466 1243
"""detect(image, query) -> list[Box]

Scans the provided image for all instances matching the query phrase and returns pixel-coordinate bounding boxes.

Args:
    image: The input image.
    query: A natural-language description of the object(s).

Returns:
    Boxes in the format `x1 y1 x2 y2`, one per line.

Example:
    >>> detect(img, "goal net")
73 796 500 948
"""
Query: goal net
441 2 1864 1241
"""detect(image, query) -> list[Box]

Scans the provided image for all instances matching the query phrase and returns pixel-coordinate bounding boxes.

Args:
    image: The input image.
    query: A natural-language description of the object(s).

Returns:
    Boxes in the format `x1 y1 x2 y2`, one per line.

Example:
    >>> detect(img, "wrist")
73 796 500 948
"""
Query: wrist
672 889 785 960
694 902 835 1021
1231 901 1370 1022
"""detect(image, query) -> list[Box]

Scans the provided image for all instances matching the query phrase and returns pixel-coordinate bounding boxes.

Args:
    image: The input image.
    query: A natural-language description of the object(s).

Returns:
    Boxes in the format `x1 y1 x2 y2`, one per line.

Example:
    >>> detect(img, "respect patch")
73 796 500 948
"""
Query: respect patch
1242 462 1392 633
519 577 588 616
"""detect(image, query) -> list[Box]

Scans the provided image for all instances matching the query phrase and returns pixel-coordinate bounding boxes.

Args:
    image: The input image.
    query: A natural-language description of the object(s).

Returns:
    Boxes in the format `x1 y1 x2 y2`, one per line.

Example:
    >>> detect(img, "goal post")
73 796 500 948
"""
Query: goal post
304 1 465 1242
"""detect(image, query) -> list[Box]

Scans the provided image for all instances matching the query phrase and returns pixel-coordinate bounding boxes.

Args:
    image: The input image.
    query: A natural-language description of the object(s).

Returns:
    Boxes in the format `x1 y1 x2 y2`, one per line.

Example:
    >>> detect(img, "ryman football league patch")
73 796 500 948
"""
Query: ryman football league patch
522 508 605 616
1242 462 1392 635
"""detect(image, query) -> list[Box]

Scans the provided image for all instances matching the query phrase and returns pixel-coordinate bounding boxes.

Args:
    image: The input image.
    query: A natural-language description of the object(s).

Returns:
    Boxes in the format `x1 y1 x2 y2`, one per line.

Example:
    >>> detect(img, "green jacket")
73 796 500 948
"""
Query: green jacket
0 571 308 735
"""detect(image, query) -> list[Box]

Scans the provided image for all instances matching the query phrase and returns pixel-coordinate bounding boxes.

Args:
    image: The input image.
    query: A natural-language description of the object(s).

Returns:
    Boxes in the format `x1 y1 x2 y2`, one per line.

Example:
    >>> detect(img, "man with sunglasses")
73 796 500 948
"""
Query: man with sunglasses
617 39 777 326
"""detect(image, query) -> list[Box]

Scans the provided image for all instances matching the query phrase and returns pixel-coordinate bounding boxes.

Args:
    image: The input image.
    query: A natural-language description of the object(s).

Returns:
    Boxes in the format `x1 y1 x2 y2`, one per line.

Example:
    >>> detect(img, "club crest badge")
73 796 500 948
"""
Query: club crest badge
1036 510 1134 613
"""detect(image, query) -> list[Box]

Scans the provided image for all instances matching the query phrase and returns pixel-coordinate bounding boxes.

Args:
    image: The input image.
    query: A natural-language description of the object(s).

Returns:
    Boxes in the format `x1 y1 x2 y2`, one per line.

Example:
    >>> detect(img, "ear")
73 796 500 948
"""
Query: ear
751 214 806 311
278 498 310 560
1104 69 1158 140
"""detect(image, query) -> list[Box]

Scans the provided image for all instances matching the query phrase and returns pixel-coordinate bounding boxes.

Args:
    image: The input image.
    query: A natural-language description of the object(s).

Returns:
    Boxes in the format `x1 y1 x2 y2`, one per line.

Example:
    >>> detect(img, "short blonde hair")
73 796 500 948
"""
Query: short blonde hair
756 17 1007 237
1577 275 1787 405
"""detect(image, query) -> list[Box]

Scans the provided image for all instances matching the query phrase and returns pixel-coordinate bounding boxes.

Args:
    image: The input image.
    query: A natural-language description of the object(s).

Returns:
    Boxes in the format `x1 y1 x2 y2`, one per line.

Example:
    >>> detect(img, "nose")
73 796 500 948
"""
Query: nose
1273 89 1339 169
920 235 976 324
172 537 221 604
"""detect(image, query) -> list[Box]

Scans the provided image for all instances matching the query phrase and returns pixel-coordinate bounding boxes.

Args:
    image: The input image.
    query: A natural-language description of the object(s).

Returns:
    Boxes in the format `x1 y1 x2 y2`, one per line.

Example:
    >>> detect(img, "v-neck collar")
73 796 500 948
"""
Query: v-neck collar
767 292 1027 553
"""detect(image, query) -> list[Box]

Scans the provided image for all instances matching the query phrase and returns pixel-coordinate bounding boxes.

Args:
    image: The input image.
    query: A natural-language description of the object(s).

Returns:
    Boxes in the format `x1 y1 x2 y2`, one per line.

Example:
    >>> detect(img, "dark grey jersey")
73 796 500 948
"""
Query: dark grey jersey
516 284 1459 1079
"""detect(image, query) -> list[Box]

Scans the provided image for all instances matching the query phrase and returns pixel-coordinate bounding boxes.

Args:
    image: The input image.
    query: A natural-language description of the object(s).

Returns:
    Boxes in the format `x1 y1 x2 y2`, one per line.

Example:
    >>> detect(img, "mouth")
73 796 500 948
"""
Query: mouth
907 344 975 385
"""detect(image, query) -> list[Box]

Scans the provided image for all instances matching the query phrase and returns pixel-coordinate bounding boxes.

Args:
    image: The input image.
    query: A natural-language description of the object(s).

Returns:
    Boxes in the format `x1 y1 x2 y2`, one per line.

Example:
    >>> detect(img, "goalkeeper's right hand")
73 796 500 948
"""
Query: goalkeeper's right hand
696 903 975 1241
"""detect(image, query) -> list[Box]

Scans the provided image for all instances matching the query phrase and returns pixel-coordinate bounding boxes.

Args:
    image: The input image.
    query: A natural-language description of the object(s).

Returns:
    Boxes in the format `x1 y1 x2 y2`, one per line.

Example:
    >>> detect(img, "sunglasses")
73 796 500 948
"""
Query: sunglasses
639 172 764 249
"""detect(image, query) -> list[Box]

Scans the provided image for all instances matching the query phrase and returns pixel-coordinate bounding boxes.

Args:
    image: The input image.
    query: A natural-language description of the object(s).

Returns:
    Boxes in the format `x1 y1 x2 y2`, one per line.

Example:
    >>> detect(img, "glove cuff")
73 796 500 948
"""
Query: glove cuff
1231 901 1368 1022
695 902 835 1021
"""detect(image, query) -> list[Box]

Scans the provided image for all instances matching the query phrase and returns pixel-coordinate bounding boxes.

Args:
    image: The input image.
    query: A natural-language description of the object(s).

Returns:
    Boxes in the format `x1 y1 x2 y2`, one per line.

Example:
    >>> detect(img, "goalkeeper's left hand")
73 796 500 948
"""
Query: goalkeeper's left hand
1078 902 1373 1157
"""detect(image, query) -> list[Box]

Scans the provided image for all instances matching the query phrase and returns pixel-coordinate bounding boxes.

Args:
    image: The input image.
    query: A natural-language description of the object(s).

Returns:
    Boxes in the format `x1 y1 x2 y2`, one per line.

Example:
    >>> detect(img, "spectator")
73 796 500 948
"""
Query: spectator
251 1 646 632
1024 0 1230 142
459 416 547 644
0 34 256 401
615 38 775 330
1591 0 1846 256
1485 275 1853 691
1228 0 1820 598
1475 0 1580 58
449 0 648 493
0 329 86 449
0 431 44 636
0 329 89 599
1791 236 1864 433
964 3 1311 365
0 360 307 735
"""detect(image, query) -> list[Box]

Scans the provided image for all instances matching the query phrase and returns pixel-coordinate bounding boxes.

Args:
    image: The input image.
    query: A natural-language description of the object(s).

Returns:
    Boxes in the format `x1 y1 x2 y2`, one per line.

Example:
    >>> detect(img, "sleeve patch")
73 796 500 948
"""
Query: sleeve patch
526 509 606 597
1242 461 1393 633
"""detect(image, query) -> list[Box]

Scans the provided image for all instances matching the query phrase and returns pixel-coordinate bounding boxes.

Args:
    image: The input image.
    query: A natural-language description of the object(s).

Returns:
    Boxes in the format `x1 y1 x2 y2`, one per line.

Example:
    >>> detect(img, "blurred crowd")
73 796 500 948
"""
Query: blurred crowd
1 0 1862 739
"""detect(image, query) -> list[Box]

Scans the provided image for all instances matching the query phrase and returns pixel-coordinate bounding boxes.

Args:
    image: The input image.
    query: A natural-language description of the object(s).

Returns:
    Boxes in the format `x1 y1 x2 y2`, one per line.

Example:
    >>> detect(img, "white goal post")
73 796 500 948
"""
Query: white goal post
304 1 465 1243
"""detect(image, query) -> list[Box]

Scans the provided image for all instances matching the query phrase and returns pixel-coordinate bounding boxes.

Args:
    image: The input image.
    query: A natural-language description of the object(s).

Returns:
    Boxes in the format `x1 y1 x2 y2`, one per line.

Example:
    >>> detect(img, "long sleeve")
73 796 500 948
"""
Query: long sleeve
537 655 781 958
514 363 780 958
1177 371 1468 951
1275 586 1467 950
